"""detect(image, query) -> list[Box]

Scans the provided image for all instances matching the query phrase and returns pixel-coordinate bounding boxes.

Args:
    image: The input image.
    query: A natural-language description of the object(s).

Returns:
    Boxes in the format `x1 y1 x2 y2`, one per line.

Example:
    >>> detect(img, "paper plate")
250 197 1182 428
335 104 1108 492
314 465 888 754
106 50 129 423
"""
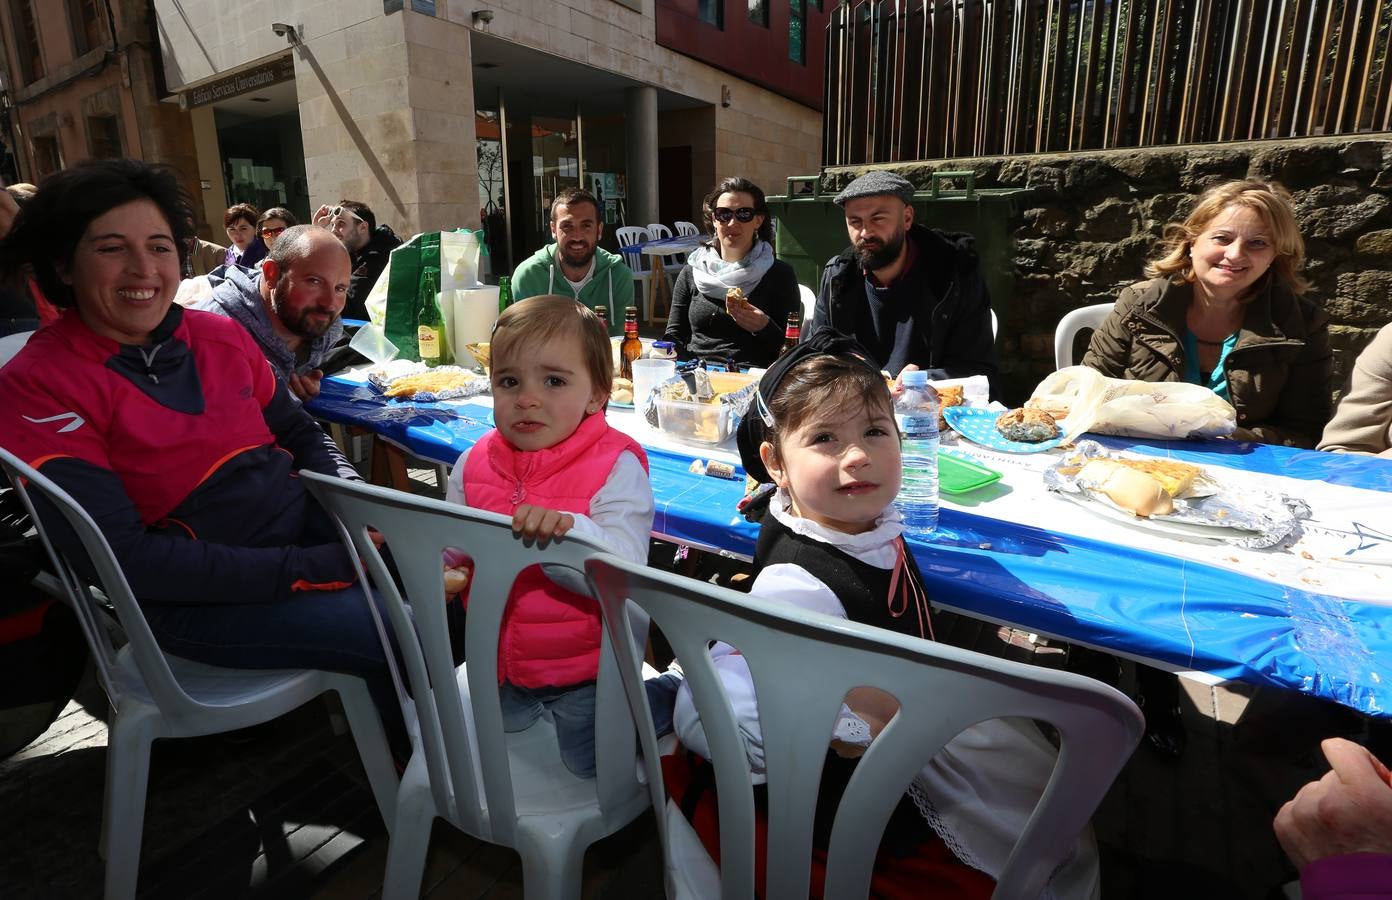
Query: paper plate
944 407 1066 454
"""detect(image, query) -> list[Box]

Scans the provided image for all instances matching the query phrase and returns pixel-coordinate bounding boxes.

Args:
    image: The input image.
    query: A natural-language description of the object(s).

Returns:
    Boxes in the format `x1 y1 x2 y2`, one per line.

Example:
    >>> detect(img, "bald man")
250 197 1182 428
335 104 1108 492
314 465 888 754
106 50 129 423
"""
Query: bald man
196 225 351 402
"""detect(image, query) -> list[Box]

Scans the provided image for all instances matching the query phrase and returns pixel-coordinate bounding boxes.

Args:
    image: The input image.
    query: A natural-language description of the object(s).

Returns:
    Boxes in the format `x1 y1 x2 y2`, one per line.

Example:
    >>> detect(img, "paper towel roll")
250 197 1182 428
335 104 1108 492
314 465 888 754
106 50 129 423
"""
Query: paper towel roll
448 286 501 365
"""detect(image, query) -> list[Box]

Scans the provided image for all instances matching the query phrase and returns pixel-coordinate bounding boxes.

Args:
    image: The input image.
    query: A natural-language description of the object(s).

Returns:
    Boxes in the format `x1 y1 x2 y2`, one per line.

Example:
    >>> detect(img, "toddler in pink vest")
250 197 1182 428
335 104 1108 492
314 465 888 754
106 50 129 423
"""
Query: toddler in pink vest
443 295 675 777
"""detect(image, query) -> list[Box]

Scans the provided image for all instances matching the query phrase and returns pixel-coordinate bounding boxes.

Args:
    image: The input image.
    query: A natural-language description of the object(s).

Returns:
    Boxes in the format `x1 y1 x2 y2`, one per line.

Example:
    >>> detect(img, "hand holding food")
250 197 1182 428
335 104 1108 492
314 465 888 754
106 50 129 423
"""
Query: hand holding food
443 566 471 596
725 287 768 333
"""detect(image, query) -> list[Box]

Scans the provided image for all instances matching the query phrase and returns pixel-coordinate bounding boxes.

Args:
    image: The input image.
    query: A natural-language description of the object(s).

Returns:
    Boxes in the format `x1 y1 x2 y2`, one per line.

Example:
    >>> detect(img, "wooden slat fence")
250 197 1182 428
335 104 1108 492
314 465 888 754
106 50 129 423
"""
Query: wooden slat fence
824 0 1392 165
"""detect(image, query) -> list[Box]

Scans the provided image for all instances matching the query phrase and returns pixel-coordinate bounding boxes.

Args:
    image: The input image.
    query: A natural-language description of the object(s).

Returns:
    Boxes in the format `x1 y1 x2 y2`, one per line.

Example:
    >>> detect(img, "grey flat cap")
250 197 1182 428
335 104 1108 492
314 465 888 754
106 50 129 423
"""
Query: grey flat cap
833 171 916 206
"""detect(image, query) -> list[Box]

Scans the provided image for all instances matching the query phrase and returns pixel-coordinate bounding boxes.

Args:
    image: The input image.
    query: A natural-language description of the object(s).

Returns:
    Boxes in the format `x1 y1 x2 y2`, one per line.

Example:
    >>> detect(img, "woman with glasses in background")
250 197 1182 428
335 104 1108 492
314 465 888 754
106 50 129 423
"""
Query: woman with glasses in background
662 176 800 368
255 207 298 252
222 202 267 269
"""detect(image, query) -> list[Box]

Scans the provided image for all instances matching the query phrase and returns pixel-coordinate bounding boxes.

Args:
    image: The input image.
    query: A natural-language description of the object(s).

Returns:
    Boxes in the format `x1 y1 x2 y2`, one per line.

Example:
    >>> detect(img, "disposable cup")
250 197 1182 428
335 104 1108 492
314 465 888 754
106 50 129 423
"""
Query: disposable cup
630 358 676 417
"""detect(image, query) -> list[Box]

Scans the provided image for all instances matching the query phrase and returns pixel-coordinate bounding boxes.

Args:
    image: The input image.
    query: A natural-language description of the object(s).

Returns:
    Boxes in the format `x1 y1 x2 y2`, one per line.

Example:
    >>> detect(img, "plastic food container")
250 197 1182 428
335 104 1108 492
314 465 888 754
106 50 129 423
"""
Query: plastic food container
937 451 1003 494
655 396 738 444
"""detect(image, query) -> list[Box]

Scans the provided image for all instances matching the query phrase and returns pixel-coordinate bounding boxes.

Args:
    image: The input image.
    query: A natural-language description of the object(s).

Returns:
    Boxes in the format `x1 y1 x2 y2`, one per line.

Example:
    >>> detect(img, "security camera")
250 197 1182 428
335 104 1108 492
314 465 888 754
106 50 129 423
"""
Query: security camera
271 22 294 38
472 9 494 27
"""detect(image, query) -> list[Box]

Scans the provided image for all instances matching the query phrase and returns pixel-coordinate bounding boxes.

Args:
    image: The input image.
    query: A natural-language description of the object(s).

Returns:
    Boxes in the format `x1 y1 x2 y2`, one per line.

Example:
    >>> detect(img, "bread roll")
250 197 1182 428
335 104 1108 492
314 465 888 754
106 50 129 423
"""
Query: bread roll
996 407 1060 442
1079 459 1174 517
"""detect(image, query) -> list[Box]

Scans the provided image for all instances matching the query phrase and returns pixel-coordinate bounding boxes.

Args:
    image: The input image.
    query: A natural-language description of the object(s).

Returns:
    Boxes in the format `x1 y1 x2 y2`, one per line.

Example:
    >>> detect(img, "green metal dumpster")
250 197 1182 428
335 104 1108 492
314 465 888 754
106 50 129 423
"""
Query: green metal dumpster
766 171 1024 329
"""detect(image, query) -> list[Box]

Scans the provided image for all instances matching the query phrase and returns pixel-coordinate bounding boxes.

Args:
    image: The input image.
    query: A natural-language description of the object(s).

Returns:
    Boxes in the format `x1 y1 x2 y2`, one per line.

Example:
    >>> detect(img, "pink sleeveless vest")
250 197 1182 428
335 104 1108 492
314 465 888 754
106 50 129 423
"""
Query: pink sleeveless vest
463 411 647 688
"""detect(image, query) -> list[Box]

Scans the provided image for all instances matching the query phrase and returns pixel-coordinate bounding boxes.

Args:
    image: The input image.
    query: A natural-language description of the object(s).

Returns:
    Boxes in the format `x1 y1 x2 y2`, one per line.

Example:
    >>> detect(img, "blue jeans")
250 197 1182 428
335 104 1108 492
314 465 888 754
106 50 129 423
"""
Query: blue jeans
499 673 681 779
142 586 407 757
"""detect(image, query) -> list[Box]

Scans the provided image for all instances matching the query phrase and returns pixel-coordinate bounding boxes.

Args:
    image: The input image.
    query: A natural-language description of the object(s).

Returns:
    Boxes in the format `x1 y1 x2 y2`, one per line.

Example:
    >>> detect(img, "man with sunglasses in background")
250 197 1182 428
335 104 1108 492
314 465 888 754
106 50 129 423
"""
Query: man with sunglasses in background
510 186 634 334
813 171 997 387
312 200 401 320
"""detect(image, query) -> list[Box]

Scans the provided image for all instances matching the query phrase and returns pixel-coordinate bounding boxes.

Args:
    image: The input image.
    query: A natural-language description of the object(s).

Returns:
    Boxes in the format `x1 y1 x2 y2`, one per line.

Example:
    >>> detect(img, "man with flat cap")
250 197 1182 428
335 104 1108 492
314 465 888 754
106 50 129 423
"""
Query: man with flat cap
811 171 997 384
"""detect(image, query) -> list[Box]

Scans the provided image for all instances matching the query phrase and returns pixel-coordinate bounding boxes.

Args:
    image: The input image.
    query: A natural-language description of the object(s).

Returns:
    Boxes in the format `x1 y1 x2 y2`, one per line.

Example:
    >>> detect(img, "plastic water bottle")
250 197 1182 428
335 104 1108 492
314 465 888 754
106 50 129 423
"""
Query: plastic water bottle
894 370 939 533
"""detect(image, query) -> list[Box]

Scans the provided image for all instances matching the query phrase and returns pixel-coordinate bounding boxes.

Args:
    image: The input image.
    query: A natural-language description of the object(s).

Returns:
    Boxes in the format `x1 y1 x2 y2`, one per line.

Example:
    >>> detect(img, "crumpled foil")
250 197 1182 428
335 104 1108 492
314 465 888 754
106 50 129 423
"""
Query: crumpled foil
368 364 491 402
642 371 757 430
1043 440 1308 549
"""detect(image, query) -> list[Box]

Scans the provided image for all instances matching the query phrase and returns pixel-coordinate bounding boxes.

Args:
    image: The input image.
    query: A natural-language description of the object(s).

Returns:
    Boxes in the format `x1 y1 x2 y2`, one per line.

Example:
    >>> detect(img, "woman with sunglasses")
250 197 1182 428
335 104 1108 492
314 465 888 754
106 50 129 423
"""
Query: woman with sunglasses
255 207 298 253
663 176 800 368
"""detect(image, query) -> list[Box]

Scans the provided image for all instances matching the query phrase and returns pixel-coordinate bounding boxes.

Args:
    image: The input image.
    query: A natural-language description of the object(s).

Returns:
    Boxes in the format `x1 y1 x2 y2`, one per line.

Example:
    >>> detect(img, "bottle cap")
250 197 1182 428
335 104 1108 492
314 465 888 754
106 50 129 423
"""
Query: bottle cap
901 369 928 387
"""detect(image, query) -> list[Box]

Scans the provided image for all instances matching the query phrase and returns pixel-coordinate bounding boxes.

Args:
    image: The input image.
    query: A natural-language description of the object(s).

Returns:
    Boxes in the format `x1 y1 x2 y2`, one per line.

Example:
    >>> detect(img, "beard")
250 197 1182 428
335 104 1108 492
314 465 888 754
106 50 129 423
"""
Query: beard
272 285 336 339
854 227 907 271
557 240 598 269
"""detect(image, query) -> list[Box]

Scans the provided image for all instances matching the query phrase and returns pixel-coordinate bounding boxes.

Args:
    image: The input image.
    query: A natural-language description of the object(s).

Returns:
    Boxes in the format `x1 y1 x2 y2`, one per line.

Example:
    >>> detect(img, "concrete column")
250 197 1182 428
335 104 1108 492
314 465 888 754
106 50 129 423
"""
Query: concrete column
295 11 480 238
624 86 658 228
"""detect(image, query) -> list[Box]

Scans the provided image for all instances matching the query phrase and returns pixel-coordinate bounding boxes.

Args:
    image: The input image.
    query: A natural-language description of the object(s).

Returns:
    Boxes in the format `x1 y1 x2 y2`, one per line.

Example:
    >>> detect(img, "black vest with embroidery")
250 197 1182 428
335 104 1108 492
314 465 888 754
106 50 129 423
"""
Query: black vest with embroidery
745 511 938 858
753 512 933 639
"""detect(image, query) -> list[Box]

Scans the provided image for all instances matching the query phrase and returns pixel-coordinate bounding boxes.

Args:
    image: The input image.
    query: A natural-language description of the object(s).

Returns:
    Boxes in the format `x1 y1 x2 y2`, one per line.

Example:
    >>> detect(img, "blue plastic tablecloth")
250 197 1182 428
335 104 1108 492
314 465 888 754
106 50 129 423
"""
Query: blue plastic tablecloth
310 376 1392 717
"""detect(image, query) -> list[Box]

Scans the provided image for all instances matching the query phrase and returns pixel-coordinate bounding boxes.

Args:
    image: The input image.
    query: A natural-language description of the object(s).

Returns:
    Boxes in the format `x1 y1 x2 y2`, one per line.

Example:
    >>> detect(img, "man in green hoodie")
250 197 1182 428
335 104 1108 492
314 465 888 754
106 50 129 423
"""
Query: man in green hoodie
511 186 634 335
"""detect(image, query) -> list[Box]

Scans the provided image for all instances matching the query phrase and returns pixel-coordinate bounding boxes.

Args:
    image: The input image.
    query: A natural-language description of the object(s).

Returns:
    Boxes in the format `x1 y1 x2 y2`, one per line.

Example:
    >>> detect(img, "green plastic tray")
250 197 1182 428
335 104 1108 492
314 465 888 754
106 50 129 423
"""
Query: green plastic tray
937 451 1003 495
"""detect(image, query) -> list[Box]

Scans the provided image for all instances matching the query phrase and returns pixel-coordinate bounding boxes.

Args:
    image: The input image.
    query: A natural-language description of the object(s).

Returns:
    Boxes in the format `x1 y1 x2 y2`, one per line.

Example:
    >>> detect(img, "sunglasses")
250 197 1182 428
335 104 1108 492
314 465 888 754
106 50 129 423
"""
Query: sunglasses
260 226 286 238
329 206 364 225
711 207 757 224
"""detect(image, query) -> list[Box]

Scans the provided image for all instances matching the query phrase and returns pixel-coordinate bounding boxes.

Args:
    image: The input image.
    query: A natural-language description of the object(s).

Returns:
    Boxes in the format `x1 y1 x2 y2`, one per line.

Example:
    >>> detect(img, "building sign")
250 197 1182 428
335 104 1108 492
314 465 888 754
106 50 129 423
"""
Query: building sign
384 0 436 12
180 57 295 110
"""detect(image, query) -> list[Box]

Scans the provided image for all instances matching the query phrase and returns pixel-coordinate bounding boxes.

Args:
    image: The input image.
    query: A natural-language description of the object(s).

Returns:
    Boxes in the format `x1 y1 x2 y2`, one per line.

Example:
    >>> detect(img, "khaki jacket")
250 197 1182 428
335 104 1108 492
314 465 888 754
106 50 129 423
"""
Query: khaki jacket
1319 323 1392 456
1081 276 1332 448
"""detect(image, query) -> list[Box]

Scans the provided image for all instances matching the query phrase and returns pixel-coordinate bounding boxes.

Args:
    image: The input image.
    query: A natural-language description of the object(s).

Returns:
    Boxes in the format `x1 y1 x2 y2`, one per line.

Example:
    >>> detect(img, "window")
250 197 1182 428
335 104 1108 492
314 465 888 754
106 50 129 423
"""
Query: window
87 115 121 158
789 0 805 63
698 0 722 28
747 0 767 27
67 0 105 56
11 0 44 84
32 136 61 179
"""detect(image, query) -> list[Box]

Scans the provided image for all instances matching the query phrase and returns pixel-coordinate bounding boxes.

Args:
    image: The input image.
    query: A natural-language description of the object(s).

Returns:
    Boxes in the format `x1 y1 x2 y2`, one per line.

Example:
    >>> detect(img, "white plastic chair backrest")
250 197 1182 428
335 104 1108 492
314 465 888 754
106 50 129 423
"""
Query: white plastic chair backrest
587 554 1143 900
0 330 33 368
674 221 699 237
0 447 217 724
646 223 673 241
1053 303 1114 370
302 471 647 845
615 226 652 275
796 284 816 326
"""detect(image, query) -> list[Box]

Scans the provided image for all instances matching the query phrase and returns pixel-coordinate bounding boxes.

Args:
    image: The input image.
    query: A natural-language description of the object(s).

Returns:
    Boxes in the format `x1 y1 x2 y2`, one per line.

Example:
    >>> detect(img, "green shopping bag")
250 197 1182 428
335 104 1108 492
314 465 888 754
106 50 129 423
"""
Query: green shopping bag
383 231 441 361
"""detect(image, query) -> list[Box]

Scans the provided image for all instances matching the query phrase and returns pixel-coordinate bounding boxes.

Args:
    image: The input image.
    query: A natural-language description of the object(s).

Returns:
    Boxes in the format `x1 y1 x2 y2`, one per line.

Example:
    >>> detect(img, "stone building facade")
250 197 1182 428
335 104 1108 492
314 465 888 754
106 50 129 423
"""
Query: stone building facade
154 0 825 268
0 0 202 225
822 136 1392 404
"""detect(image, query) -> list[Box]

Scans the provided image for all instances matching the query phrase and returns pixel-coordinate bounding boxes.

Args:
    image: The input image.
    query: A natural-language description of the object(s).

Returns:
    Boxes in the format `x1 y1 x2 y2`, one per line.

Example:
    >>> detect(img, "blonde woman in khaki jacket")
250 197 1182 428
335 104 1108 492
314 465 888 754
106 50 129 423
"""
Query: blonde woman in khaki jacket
1319 324 1392 457
1082 180 1332 449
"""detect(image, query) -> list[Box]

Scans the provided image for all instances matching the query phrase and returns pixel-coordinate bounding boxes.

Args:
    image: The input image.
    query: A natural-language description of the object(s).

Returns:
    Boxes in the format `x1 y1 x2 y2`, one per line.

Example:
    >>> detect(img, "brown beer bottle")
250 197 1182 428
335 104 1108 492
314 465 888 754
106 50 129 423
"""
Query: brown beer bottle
594 305 610 333
780 310 802 356
619 306 642 380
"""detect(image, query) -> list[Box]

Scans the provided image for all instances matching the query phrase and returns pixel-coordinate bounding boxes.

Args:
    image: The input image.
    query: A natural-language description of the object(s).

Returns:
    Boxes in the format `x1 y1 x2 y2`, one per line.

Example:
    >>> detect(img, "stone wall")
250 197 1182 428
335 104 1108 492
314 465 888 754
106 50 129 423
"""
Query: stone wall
823 135 1392 405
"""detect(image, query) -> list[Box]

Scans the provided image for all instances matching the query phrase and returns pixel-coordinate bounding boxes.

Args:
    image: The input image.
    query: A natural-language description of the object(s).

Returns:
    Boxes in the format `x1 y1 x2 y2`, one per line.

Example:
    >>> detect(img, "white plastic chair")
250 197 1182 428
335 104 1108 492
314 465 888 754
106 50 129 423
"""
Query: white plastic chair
615 225 653 321
646 223 687 275
796 284 816 327
0 329 33 367
301 472 650 900
1053 303 1114 370
586 554 1143 900
673 221 700 237
0 448 400 900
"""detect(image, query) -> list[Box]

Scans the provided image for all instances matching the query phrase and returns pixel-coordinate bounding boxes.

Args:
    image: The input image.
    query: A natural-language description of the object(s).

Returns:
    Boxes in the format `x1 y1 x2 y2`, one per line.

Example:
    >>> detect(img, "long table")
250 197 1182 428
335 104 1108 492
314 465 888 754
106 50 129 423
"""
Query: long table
309 374 1392 718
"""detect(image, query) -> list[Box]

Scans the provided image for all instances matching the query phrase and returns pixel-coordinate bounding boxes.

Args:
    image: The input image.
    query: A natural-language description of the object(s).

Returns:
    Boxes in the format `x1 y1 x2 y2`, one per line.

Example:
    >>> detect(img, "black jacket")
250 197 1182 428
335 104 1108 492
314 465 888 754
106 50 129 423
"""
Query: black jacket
813 223 997 382
662 258 801 368
345 225 402 320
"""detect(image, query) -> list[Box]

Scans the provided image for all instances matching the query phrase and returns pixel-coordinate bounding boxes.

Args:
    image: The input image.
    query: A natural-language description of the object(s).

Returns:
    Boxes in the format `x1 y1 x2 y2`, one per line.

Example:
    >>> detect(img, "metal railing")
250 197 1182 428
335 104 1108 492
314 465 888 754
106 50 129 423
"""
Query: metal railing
824 0 1392 165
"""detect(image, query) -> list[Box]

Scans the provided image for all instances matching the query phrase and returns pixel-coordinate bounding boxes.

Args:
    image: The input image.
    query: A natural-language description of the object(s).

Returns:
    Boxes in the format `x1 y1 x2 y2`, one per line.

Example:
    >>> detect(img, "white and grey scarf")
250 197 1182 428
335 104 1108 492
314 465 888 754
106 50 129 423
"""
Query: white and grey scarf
688 240 776 299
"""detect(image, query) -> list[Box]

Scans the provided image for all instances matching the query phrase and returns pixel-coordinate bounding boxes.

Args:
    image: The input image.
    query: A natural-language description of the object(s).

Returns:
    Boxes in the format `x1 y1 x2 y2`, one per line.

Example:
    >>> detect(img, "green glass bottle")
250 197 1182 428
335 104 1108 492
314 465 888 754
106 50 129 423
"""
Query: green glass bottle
416 266 450 367
497 275 512 315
